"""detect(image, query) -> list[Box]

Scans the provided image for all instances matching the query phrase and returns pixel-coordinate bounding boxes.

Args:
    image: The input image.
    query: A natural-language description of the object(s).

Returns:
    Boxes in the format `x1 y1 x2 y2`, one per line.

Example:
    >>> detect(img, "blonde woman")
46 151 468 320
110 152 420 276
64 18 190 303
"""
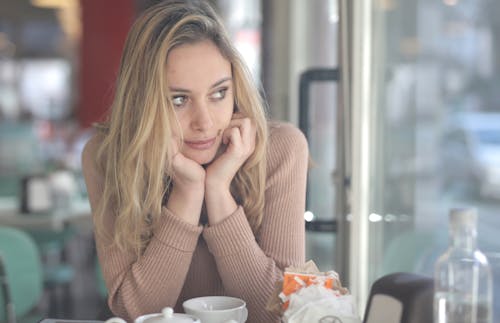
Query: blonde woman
81 1 308 322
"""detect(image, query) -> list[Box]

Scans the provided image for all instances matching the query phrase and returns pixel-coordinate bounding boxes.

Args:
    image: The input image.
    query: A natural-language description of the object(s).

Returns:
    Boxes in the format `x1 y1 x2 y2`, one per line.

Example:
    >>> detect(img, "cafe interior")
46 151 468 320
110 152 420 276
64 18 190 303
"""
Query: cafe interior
0 0 499 322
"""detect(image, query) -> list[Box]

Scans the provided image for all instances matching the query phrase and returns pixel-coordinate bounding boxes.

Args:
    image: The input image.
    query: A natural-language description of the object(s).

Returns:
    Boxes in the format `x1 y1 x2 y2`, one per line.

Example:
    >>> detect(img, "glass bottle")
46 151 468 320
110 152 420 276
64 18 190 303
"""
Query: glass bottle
434 208 493 323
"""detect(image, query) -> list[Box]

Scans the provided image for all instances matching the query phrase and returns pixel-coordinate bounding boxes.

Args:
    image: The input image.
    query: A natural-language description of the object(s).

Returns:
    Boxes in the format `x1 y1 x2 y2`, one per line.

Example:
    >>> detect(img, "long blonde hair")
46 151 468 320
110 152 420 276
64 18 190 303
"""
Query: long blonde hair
95 0 268 257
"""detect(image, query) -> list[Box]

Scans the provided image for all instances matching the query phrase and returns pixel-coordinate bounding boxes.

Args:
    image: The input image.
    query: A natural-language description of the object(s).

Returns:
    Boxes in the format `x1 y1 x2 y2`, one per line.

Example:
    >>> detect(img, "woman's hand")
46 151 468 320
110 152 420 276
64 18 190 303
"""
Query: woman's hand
166 139 206 225
171 138 206 190
204 114 256 224
205 114 256 189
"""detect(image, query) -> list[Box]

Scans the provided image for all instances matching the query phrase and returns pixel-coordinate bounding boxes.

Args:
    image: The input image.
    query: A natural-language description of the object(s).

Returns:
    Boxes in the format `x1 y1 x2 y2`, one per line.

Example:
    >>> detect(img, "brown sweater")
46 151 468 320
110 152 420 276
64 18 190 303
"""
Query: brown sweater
82 122 308 323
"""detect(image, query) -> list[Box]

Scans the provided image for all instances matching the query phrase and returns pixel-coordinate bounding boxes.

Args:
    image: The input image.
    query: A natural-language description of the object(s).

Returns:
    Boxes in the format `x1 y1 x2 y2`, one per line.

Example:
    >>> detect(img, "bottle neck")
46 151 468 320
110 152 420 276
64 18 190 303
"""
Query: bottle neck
450 225 477 250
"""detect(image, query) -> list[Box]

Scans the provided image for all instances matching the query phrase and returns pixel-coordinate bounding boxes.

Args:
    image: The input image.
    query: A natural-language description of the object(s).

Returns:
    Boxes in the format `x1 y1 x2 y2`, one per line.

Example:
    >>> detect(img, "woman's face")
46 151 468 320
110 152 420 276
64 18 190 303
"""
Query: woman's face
166 40 234 165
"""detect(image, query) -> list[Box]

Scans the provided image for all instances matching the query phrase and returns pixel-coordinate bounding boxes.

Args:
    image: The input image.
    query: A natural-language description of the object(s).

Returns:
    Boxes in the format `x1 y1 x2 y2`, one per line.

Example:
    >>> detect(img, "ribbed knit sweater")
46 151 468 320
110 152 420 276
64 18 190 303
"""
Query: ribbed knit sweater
82 122 308 323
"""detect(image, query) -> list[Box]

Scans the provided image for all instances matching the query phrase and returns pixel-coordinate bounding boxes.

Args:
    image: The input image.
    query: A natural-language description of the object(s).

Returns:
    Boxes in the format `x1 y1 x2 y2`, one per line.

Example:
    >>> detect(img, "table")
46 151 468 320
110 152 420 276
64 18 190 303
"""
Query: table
40 319 104 323
0 196 92 231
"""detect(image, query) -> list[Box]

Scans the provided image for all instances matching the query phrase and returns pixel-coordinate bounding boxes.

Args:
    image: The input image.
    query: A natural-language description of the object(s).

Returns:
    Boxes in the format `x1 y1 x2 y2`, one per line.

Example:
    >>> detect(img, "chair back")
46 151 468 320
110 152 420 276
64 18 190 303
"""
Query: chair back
0 226 44 321
0 253 15 323
95 259 107 299
363 272 434 323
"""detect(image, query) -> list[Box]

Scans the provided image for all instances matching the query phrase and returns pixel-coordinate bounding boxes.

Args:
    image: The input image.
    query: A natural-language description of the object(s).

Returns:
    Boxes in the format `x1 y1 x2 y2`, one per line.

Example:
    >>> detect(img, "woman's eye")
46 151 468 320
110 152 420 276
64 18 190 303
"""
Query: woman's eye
211 88 227 100
172 96 187 107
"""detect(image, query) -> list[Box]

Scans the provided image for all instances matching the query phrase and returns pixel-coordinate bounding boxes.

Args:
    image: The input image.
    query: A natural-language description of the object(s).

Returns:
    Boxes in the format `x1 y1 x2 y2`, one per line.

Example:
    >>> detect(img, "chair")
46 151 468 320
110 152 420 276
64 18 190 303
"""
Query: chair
25 226 76 317
94 259 114 321
0 253 15 323
0 226 44 323
95 260 107 300
363 272 434 323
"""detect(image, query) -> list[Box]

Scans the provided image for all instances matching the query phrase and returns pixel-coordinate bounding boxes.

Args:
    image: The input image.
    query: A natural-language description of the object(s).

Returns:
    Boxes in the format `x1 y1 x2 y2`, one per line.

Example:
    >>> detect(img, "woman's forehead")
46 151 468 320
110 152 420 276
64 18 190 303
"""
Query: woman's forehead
165 40 232 90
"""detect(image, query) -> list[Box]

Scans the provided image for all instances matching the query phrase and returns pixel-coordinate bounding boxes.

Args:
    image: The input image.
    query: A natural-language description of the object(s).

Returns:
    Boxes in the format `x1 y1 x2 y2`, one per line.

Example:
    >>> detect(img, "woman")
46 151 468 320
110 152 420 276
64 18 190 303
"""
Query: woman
81 1 308 322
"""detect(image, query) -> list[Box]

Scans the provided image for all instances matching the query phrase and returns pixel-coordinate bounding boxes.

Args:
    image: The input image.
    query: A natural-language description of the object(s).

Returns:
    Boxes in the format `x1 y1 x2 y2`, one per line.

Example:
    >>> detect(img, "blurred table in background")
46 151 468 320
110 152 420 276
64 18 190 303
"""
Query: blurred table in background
0 196 92 231
0 195 93 317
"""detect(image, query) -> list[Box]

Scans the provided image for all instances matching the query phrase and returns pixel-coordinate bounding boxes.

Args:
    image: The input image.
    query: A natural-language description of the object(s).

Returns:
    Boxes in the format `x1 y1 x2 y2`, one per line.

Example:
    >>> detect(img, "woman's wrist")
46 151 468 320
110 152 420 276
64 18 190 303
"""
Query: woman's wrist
166 184 204 225
204 187 238 225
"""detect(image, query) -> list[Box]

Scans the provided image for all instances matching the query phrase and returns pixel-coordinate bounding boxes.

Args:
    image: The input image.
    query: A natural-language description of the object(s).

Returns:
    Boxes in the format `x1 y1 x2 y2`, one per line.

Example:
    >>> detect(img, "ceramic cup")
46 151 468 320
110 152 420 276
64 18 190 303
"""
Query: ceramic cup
105 307 201 323
183 296 248 323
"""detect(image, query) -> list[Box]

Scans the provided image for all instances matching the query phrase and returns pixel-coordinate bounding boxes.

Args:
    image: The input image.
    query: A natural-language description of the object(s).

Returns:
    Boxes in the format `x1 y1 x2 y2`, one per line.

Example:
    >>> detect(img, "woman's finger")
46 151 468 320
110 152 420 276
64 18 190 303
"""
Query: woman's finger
222 126 242 148
227 117 255 146
223 124 257 161
231 112 245 120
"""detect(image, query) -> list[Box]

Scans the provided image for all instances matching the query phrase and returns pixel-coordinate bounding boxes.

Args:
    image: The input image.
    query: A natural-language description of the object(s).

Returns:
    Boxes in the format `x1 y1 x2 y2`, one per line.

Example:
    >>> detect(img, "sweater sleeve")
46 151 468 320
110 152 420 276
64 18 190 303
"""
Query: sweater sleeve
202 123 308 323
82 135 203 322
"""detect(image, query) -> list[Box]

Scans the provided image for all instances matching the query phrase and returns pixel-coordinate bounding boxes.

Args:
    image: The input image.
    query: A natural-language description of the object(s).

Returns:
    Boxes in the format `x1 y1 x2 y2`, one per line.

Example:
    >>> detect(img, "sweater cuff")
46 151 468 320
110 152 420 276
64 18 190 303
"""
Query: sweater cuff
153 207 203 252
202 206 256 257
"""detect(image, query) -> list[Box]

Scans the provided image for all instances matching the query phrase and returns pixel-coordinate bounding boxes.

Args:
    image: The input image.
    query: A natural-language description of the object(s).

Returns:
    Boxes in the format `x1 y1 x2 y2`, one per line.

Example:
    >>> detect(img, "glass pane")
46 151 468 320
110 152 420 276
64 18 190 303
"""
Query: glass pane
290 0 339 272
365 0 500 308
307 82 337 222
305 81 338 271
216 0 262 80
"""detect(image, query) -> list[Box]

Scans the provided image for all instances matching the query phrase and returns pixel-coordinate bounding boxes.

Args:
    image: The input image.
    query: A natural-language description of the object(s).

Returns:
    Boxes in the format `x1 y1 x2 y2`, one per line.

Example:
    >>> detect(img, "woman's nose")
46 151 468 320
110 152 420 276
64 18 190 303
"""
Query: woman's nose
191 102 214 130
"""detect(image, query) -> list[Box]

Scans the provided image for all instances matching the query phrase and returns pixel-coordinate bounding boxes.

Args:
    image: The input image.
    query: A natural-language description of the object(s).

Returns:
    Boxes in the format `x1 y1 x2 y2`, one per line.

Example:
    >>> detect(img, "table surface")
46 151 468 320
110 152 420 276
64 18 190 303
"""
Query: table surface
0 196 92 230
40 320 104 323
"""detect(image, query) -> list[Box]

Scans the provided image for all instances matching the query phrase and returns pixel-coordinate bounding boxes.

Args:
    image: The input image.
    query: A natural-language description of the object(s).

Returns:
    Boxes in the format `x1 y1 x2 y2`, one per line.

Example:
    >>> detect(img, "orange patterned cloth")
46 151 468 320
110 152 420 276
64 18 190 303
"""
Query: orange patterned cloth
281 272 335 309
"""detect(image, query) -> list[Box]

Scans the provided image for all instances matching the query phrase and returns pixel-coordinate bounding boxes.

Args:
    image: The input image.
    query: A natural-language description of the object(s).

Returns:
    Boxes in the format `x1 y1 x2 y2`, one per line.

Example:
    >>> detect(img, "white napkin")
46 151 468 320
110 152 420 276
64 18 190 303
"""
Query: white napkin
283 284 361 323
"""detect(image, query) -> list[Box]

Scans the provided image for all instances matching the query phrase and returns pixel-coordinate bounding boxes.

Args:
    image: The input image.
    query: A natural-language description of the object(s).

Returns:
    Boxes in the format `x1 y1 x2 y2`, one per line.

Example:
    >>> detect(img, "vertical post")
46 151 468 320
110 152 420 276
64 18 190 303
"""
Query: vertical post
78 0 134 128
350 0 374 315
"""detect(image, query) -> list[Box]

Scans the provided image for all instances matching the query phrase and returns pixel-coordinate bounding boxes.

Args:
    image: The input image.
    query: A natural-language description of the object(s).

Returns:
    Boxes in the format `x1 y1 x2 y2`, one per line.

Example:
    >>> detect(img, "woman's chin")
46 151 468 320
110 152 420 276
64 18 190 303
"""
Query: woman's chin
182 144 221 166
187 152 217 166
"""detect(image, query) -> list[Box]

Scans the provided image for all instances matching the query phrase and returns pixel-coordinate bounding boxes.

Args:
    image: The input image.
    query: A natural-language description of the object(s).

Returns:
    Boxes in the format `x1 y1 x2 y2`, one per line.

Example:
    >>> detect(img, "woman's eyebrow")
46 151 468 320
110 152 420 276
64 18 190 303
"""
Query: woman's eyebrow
169 77 232 93
210 77 232 89
168 86 190 93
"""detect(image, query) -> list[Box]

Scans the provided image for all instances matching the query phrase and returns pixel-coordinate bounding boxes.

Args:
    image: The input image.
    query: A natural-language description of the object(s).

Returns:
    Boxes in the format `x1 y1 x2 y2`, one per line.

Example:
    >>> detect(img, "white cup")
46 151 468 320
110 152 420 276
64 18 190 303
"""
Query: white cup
183 296 248 323
105 307 201 323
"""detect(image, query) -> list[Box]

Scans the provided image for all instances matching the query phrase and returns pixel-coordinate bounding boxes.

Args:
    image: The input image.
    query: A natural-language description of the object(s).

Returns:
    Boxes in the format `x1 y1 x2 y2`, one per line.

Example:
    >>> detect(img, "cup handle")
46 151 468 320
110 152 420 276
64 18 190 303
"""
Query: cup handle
104 317 127 323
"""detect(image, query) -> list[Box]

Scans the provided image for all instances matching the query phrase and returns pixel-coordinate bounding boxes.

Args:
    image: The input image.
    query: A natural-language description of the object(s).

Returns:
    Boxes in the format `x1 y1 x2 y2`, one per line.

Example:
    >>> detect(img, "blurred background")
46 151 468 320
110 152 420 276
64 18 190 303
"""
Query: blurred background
0 0 499 321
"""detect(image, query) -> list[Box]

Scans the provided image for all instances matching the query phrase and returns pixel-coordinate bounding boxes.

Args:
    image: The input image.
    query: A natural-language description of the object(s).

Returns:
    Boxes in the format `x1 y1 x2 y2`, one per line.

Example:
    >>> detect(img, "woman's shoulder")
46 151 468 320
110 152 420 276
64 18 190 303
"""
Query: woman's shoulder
81 131 106 173
267 121 308 151
266 121 309 169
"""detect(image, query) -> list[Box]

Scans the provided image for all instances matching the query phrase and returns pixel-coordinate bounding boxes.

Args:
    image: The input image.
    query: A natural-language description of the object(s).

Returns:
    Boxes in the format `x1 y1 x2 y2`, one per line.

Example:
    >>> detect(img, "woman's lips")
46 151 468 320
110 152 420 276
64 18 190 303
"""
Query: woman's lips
184 137 217 150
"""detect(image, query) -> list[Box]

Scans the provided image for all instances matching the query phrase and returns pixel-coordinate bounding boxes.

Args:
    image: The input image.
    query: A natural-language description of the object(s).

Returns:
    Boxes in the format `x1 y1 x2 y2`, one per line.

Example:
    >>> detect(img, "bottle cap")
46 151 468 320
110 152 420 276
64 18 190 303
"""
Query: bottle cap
449 207 477 229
